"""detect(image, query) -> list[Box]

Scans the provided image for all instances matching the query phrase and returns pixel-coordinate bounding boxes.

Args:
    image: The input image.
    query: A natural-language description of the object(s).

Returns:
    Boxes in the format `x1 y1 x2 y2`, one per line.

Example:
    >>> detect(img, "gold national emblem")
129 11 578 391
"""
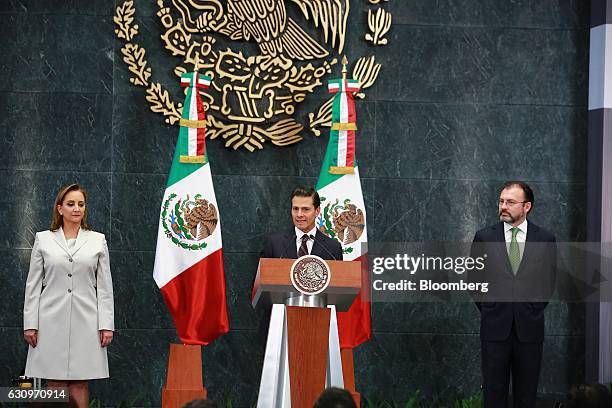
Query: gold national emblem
290 255 332 295
113 0 393 152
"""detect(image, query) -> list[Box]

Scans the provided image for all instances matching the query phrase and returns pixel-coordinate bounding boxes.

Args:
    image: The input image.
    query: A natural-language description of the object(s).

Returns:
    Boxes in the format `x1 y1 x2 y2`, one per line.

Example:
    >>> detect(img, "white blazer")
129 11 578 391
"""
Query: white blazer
23 228 114 380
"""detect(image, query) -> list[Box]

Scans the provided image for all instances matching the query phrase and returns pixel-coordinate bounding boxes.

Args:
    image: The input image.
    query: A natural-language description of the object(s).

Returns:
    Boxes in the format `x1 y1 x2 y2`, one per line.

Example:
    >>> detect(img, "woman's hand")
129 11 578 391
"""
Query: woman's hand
99 330 113 347
24 329 38 347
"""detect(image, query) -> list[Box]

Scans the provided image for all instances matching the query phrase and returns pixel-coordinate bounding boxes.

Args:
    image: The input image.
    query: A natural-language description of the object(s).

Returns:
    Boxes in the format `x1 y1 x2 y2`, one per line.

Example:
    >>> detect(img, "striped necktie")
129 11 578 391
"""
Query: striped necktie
298 234 310 257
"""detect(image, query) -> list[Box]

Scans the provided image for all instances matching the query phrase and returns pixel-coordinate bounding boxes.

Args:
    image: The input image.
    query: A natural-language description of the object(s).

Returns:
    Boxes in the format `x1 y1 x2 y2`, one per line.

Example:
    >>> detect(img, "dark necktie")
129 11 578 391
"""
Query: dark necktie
298 234 310 257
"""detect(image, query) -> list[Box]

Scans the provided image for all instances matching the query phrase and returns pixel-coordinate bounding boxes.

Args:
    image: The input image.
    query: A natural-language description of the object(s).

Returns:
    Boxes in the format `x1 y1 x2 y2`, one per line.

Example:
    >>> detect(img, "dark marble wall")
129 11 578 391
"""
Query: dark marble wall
0 0 589 406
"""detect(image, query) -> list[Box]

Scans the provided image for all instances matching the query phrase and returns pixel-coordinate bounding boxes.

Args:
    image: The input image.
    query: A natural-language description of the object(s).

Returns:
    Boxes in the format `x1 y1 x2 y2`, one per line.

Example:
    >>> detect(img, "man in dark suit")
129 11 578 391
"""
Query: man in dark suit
471 181 556 408
261 186 343 261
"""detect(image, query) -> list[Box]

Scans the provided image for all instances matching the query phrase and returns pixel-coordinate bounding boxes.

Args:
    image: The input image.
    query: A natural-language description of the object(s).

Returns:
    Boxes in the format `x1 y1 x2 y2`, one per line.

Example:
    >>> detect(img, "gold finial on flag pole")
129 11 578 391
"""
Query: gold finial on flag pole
342 55 348 80
194 52 200 72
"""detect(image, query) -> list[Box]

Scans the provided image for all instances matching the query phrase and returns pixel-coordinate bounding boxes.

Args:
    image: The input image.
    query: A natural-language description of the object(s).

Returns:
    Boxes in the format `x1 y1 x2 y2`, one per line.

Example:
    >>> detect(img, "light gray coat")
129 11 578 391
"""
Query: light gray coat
23 228 114 380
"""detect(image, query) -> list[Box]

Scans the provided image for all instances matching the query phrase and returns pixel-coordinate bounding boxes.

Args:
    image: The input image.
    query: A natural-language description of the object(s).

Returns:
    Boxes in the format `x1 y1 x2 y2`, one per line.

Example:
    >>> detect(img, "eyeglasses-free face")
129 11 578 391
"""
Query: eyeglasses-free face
57 190 86 226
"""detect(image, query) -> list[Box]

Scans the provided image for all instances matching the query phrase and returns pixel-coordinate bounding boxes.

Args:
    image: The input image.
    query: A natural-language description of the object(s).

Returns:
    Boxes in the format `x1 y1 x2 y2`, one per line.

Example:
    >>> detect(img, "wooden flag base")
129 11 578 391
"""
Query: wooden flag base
341 348 361 407
162 344 207 408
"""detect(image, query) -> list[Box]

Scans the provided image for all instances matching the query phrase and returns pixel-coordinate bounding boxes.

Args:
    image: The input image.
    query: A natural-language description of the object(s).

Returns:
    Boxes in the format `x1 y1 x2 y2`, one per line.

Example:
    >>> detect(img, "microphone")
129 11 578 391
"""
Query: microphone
311 233 339 261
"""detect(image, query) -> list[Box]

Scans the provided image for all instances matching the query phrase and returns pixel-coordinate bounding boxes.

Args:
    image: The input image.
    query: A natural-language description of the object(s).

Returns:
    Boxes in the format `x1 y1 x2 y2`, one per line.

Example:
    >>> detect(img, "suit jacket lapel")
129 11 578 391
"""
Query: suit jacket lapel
71 228 89 256
492 222 514 276
311 230 333 259
310 230 324 258
516 222 538 276
286 231 298 259
52 228 71 257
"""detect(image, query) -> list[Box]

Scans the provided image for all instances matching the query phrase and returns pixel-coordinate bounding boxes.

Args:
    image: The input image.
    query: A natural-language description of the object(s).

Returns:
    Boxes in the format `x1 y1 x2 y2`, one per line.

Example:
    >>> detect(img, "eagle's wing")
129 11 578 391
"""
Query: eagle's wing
228 0 285 43
290 0 349 53
228 0 329 60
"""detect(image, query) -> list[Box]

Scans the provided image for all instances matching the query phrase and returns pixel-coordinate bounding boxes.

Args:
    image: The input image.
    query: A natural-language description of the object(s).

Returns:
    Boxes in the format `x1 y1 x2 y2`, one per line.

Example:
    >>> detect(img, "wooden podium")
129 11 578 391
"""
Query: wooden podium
252 258 361 408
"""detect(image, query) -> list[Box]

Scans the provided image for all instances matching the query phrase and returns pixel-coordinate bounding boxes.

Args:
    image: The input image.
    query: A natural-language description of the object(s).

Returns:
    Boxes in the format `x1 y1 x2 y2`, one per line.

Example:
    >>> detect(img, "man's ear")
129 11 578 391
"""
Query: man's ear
525 201 533 214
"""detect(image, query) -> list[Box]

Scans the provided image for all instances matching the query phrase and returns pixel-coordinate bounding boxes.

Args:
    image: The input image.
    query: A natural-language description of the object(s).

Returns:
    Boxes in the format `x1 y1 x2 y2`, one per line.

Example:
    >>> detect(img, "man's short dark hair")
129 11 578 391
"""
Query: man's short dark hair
290 186 320 209
181 399 218 408
314 387 357 408
501 181 534 207
565 383 612 408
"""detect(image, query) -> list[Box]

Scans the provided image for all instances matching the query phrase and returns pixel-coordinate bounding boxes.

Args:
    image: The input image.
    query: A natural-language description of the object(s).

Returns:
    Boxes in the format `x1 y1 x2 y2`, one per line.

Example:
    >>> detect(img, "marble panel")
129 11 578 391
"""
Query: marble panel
538 334 585 398
370 178 585 243
110 250 174 330
0 249 30 328
223 252 264 331
354 332 482 404
0 0 113 15
0 170 111 250
372 25 588 105
352 0 588 29
115 0 159 18
544 302 585 337
373 102 587 183
0 14 113 93
111 91 175 175
370 178 493 242
109 172 165 252
0 92 112 172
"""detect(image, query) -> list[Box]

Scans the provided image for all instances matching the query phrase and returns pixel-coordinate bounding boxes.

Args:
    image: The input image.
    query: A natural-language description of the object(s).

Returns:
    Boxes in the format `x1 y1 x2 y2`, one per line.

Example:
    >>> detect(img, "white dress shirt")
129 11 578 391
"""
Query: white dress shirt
295 226 317 255
504 219 528 260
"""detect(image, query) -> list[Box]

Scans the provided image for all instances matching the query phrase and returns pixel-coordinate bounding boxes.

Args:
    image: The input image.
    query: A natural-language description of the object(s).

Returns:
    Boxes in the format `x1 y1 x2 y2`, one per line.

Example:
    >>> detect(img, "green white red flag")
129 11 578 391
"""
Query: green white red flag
316 76 371 349
153 71 229 345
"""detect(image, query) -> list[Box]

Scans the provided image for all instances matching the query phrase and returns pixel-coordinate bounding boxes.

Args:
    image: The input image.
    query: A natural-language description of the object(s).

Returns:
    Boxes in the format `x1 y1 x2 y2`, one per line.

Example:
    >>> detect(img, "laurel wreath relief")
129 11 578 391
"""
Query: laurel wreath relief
114 0 393 152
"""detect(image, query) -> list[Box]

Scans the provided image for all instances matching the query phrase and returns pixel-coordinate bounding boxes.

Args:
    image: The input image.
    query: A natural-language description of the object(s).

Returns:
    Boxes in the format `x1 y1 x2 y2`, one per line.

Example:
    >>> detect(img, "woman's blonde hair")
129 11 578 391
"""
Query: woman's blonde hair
50 184 91 231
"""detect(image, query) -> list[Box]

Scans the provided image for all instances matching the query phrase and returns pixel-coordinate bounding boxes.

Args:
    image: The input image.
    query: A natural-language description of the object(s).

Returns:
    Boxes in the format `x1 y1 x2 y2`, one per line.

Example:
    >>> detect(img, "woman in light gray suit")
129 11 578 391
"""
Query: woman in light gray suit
23 184 114 408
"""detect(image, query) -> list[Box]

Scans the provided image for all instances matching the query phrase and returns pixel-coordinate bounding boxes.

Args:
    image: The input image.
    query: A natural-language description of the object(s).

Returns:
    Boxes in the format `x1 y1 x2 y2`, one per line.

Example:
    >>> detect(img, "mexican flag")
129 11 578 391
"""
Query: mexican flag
316 76 371 349
153 71 229 345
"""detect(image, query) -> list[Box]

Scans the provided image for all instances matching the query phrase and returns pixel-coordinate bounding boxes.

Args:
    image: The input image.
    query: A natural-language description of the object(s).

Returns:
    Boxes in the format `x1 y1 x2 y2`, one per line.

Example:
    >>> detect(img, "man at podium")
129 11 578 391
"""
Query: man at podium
261 187 342 261
254 187 355 407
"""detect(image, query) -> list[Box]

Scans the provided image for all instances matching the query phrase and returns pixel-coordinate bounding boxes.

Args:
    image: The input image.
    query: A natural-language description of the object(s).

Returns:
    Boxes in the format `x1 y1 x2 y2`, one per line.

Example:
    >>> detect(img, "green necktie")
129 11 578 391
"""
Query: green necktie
509 227 521 275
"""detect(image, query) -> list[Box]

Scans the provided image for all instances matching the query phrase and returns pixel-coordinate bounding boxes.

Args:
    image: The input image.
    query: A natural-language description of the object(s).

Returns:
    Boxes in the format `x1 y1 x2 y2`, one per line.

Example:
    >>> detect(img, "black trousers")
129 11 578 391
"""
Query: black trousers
481 326 543 408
